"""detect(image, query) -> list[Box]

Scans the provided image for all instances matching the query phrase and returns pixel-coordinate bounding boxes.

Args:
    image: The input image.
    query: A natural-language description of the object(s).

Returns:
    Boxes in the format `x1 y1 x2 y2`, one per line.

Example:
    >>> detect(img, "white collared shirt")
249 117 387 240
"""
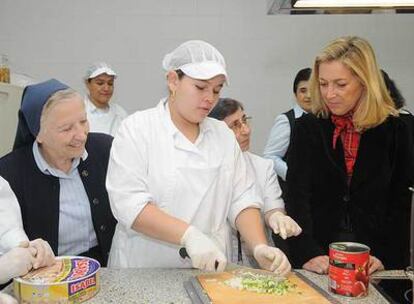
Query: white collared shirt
32 142 98 255
84 96 128 136
263 104 305 181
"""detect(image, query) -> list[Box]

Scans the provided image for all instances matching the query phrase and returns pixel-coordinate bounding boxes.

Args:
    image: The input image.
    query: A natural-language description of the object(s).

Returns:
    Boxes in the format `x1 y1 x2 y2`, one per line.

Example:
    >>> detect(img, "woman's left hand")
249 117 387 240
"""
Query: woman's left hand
368 256 384 275
253 244 291 276
268 211 302 239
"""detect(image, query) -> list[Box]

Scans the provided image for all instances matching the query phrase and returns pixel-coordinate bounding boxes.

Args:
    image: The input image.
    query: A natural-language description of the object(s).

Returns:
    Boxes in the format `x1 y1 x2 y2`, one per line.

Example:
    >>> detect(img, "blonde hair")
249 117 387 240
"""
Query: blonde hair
309 36 397 131
40 88 83 128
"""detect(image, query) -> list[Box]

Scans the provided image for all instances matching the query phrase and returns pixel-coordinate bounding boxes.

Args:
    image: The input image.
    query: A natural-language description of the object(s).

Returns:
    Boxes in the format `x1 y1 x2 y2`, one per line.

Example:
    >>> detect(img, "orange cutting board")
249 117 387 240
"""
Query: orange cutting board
196 270 336 304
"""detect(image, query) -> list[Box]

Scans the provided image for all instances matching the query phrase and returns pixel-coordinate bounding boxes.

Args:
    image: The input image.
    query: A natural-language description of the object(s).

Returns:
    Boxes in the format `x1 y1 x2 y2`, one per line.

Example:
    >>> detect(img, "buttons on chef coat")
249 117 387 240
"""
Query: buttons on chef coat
92 198 99 205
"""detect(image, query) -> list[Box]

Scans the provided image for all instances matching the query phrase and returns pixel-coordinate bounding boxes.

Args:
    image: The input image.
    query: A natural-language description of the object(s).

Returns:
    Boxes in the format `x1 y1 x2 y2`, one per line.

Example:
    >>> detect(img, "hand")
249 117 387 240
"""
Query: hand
28 239 55 269
303 255 329 274
268 211 302 239
253 244 291 276
0 246 34 284
181 226 227 272
0 292 18 304
368 256 384 275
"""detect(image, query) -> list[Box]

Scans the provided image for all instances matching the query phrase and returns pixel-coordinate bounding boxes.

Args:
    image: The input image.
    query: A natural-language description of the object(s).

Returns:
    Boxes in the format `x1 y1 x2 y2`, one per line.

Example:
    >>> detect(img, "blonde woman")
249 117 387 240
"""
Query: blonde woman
286 36 413 276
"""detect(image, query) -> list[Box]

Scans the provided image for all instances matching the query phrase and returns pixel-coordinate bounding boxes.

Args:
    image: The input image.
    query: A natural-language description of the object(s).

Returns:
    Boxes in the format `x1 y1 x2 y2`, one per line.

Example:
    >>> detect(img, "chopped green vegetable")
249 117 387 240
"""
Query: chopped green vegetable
224 271 297 295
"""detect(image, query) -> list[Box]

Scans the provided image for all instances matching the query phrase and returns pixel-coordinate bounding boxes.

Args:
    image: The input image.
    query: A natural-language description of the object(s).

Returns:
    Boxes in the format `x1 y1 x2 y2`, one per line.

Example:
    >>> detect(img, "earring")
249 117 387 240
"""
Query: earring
170 90 176 102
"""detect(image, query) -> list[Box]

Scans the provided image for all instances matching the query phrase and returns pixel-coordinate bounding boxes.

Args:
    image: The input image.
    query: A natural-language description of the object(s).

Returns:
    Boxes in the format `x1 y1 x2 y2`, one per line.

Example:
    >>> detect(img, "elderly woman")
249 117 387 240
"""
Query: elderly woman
0 79 116 266
84 62 128 136
286 36 414 276
106 40 291 275
208 97 301 265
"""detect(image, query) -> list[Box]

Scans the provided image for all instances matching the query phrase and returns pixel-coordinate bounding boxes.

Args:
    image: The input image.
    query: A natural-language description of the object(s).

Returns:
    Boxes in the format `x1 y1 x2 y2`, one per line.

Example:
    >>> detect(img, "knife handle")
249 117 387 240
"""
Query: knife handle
179 247 219 270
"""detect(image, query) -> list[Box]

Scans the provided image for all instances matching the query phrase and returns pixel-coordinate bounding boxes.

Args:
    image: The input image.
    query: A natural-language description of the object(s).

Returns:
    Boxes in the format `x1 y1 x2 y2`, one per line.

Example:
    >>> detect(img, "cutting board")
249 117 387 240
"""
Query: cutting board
190 269 338 304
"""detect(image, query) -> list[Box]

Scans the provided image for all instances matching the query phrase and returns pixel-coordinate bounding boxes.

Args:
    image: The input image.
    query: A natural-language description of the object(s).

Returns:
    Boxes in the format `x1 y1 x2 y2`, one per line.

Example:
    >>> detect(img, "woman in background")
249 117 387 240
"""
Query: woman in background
286 36 413 277
263 67 312 193
209 97 301 265
84 62 128 136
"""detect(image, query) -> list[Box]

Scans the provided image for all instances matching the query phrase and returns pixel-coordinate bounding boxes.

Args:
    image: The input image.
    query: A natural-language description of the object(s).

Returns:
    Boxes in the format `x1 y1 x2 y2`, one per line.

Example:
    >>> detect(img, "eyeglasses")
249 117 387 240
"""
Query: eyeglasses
229 115 252 132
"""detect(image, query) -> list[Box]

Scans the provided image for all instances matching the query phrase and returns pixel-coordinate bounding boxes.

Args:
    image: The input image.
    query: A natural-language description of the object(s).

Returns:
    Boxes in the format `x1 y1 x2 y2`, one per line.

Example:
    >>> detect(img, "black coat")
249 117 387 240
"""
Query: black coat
286 114 414 269
0 133 116 266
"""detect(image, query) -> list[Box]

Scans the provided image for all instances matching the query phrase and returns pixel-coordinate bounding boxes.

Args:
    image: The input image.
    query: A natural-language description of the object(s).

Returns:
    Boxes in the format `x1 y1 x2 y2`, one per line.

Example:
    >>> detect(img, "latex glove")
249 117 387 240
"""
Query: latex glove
368 255 384 275
0 245 34 284
28 239 55 269
253 244 291 276
268 211 302 239
303 255 329 274
181 226 227 272
0 292 18 304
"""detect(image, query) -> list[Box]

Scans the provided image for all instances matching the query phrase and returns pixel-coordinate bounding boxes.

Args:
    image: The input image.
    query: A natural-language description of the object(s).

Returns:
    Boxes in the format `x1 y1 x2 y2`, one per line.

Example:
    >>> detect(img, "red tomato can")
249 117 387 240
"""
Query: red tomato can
328 242 370 297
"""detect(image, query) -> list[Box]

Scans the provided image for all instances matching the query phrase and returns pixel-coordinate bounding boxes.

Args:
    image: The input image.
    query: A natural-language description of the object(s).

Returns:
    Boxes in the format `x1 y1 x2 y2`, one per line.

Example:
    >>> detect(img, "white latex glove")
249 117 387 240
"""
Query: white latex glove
253 244 291 276
28 239 55 269
0 244 34 284
181 226 227 272
0 292 18 304
268 211 302 240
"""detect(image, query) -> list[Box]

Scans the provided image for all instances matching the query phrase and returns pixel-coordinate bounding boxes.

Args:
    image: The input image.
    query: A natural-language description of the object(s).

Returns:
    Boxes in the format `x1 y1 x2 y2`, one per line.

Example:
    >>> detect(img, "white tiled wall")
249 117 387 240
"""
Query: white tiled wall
1 0 413 153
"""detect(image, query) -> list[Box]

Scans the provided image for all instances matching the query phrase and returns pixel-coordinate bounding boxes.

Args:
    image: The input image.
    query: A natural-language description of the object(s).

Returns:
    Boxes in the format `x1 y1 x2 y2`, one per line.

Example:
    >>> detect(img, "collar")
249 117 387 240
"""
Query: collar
158 98 212 139
85 95 110 114
32 141 88 178
293 104 306 118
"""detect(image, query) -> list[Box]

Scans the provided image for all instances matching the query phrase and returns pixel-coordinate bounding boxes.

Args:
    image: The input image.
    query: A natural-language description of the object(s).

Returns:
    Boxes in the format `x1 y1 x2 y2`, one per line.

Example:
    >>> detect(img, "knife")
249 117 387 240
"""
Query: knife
179 247 220 271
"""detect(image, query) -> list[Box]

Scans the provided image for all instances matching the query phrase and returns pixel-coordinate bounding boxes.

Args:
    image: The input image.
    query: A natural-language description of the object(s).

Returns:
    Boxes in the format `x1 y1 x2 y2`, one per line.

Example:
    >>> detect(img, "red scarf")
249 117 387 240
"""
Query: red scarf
331 113 361 182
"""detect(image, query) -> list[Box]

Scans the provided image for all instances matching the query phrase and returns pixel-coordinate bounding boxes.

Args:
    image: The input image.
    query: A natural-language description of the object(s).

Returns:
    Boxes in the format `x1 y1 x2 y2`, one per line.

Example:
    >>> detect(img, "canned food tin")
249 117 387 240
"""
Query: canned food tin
328 242 370 297
14 256 100 303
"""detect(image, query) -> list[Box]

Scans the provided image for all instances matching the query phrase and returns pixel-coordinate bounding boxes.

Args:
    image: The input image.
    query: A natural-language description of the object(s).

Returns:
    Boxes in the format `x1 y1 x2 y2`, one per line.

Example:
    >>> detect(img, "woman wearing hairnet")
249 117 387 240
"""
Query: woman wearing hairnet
106 40 291 275
84 62 128 136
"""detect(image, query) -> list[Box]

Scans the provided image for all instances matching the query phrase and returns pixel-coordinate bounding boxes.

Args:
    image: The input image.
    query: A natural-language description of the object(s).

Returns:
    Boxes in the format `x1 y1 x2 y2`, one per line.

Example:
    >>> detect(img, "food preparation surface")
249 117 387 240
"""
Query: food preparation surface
196 270 334 304
2 268 390 303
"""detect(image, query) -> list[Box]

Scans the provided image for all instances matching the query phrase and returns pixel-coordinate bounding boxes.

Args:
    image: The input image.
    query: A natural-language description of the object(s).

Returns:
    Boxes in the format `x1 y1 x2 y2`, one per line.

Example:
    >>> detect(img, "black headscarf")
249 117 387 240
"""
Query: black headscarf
13 79 69 150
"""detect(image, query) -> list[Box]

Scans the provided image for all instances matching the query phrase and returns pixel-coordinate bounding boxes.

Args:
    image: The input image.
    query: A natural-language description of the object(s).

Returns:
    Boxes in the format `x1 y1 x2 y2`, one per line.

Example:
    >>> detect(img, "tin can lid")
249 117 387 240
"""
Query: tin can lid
329 242 370 253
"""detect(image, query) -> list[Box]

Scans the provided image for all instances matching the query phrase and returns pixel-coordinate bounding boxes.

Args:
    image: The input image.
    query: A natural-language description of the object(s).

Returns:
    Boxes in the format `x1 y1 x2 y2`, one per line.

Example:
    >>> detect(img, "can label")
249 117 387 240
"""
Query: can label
328 242 370 297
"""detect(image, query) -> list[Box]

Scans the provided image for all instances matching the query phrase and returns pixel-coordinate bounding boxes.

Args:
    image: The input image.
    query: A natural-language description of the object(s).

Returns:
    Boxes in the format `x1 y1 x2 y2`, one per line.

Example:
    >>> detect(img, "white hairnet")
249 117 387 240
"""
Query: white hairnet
162 40 228 82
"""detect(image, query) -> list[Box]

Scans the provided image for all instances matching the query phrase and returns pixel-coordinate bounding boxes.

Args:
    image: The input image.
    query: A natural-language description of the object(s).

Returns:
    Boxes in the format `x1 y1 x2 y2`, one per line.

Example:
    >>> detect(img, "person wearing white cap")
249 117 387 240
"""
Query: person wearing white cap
106 40 291 275
84 62 127 136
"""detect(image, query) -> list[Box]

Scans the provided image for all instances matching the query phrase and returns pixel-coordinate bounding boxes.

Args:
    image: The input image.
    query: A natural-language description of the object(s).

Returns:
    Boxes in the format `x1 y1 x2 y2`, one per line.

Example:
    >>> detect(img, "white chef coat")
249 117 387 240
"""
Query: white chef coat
106 99 260 268
84 96 128 136
0 176 28 254
231 152 285 265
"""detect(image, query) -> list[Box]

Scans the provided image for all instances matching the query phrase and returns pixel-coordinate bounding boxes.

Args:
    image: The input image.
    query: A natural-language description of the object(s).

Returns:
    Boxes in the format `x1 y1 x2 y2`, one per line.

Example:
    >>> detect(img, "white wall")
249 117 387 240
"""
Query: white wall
1 0 413 153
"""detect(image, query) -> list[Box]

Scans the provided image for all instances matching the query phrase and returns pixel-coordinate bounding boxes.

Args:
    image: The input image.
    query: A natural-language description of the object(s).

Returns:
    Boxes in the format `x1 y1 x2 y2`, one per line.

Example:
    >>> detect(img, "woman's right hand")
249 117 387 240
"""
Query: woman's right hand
303 255 329 274
0 246 34 284
180 226 227 272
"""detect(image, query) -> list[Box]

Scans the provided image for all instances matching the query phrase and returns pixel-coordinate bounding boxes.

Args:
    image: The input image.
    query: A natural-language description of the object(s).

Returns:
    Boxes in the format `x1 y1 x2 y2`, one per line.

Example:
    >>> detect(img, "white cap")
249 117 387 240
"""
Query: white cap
85 62 117 80
162 40 228 83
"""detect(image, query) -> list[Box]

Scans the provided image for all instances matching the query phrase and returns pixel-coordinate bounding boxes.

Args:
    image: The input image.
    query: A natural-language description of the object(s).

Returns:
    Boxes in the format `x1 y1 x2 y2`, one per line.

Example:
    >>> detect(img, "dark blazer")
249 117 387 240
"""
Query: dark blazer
0 133 116 266
286 114 414 269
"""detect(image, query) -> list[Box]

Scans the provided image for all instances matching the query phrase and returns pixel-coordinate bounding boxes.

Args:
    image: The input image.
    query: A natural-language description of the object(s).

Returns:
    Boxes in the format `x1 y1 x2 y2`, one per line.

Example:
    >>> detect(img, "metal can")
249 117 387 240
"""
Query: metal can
328 242 370 297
